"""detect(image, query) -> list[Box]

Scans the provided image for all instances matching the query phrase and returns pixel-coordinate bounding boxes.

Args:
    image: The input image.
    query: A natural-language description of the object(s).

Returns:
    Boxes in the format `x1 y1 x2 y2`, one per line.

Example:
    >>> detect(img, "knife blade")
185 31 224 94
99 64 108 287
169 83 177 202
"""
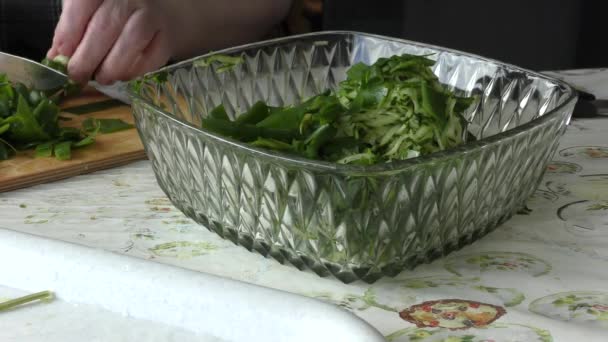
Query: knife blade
0 51 131 104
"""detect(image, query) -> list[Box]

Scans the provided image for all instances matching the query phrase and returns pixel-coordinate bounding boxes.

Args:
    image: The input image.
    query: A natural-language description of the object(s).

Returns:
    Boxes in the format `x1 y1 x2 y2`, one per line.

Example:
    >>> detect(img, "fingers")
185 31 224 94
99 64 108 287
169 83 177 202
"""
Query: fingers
127 31 172 79
95 9 169 84
48 0 104 59
48 0 170 84
67 1 136 83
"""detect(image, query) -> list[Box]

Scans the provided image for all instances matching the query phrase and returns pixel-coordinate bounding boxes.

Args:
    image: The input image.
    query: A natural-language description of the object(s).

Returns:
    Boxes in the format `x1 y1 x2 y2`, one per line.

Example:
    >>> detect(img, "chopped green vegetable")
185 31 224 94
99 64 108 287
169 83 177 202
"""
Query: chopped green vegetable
4 95 51 143
195 54 244 72
13 83 30 102
0 74 15 118
234 101 270 125
256 106 307 131
41 55 83 101
0 291 54 312
34 142 54 158
200 53 475 164
62 99 125 115
335 54 473 160
151 71 169 84
304 124 337 159
33 98 61 137
42 55 69 74
53 141 72 160
201 117 297 142
82 118 134 134
73 135 96 148
250 137 294 151
59 127 82 141
0 56 135 162
209 104 229 121
0 140 12 160
0 123 9 135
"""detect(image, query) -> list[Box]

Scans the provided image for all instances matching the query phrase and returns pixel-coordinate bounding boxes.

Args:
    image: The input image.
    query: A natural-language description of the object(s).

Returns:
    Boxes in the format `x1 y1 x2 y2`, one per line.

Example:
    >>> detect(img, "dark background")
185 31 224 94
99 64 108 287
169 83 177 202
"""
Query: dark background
1 0 606 71
321 0 607 71
0 0 62 61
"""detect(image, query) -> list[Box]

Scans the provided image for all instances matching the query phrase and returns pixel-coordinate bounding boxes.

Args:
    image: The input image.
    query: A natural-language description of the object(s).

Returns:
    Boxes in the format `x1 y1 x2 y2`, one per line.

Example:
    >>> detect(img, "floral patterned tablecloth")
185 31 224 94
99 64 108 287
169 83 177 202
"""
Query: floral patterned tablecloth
2 70 608 341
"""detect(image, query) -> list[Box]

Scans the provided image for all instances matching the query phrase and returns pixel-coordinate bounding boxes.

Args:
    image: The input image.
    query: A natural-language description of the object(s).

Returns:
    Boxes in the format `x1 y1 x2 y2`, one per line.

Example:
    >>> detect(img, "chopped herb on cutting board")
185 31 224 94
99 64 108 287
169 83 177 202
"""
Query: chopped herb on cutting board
0 56 134 162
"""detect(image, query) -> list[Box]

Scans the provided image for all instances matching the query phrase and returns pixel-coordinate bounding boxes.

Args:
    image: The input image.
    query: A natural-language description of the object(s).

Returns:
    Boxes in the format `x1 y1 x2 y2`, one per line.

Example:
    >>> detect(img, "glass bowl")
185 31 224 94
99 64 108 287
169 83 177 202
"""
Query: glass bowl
129 31 576 283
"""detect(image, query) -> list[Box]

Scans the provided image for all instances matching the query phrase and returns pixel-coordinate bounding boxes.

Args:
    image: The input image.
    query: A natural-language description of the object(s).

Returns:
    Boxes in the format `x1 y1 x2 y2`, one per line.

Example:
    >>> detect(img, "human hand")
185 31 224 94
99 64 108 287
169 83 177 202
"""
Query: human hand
47 0 174 85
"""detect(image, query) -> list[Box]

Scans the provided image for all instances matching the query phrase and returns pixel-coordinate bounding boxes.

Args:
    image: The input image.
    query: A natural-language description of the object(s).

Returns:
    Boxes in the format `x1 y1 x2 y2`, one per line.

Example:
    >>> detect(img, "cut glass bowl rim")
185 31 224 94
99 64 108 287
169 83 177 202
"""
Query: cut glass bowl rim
128 30 578 175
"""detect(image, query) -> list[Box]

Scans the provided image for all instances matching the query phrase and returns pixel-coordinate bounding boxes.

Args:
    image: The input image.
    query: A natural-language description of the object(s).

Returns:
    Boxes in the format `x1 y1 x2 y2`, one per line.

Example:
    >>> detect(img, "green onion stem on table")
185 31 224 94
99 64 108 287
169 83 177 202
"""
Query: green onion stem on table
0 291 54 312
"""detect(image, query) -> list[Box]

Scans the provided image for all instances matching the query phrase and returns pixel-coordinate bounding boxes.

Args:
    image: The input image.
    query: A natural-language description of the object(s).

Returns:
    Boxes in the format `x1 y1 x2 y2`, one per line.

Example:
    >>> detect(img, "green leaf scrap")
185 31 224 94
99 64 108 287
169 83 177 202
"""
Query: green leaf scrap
195 54 245 72
82 118 134 134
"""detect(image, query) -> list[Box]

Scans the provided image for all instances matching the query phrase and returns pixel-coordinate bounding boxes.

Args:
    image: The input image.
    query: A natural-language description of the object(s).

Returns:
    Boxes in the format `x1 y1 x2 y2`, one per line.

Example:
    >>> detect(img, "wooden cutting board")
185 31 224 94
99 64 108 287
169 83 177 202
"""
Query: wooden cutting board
0 87 147 193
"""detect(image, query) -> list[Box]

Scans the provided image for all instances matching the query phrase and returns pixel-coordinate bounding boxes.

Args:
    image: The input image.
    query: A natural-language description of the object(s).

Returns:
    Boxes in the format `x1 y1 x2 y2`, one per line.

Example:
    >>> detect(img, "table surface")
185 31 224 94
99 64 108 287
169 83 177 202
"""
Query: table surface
2 69 608 342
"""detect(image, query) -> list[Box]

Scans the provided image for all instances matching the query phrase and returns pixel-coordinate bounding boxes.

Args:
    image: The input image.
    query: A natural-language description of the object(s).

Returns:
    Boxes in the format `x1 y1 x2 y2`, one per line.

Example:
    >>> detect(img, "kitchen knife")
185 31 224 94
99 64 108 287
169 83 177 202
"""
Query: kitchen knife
0 51 131 104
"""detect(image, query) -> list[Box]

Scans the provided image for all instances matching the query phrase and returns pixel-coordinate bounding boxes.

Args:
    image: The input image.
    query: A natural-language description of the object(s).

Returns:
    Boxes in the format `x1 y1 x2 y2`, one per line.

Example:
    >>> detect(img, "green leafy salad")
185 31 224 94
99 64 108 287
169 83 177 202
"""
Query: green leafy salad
201 53 474 165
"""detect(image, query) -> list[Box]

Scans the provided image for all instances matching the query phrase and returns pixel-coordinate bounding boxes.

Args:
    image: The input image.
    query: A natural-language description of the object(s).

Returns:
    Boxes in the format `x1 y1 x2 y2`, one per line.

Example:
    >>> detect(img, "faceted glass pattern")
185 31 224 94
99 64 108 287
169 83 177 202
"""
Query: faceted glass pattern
129 32 576 283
